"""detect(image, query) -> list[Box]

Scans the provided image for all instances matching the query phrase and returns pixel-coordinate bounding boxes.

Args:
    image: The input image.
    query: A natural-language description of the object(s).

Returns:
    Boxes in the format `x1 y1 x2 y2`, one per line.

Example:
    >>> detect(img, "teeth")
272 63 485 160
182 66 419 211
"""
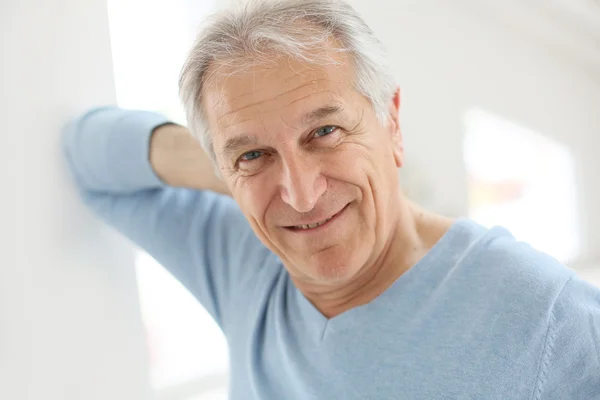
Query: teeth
295 216 333 230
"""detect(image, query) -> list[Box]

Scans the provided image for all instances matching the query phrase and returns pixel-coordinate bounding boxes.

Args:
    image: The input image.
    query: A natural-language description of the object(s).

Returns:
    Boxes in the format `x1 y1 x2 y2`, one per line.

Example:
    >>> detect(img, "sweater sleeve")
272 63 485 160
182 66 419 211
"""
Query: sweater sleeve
62 106 270 331
62 106 170 193
533 274 600 400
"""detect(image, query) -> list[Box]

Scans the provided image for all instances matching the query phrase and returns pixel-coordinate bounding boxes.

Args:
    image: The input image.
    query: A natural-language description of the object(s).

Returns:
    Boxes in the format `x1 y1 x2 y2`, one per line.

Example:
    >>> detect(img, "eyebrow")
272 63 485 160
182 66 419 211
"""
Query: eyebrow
301 104 344 125
221 104 345 158
221 135 259 158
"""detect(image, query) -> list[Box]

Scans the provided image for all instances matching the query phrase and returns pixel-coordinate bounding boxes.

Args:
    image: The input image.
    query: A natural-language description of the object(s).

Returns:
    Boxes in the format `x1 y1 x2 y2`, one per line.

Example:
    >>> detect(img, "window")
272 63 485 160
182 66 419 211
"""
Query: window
464 108 580 263
106 0 229 398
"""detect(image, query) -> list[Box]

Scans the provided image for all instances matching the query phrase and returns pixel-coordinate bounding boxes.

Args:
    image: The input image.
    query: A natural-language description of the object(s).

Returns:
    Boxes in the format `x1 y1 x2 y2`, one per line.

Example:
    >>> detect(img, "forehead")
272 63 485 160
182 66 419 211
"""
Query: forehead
202 50 356 139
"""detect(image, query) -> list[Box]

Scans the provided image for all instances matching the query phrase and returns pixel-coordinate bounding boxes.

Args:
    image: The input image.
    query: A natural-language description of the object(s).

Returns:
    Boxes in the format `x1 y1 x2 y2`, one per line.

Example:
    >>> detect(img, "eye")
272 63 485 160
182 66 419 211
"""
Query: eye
240 150 263 162
314 125 338 138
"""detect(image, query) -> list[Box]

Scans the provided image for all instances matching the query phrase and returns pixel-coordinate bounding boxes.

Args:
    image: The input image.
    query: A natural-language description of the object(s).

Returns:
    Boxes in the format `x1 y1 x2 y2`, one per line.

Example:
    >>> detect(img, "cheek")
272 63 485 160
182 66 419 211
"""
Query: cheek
234 176 277 225
327 144 376 182
325 145 365 172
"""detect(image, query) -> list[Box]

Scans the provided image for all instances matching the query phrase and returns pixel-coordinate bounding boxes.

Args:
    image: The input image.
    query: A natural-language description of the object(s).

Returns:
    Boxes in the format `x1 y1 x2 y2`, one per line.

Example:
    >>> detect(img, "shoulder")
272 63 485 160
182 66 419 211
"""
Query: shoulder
455 219 575 299
444 219 600 397
534 275 600 398
550 274 600 350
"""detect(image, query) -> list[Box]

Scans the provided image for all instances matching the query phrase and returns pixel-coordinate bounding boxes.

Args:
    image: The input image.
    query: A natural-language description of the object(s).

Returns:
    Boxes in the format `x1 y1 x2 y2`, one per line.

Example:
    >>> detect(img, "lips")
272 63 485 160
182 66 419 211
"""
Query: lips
286 203 349 231
293 215 335 230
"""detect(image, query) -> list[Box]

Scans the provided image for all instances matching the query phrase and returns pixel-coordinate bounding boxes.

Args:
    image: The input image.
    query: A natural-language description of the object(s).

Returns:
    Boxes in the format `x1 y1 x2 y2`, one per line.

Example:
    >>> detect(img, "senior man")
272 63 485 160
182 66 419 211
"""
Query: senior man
63 0 600 399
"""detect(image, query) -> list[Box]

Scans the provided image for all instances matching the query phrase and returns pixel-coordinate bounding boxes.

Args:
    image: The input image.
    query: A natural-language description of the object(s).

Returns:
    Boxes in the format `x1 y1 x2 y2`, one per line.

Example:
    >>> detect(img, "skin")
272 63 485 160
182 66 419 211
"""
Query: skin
203 44 454 318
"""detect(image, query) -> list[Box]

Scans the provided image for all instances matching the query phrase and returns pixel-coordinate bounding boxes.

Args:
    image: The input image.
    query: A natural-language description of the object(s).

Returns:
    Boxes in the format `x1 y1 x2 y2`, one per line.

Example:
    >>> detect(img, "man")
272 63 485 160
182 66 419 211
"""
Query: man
63 0 600 398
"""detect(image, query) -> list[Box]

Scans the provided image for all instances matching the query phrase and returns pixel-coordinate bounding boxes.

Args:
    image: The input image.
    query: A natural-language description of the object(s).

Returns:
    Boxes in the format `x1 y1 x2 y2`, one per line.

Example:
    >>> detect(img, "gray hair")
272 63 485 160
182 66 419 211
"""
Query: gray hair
178 0 397 165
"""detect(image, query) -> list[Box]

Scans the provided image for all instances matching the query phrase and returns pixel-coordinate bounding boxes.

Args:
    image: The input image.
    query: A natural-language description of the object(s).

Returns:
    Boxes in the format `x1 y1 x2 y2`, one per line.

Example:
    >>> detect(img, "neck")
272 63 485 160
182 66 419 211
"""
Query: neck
296 200 453 319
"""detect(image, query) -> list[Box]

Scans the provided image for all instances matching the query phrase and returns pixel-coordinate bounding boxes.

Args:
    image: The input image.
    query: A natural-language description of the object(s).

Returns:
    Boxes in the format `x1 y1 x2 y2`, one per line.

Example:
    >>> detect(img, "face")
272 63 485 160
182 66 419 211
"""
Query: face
203 48 404 286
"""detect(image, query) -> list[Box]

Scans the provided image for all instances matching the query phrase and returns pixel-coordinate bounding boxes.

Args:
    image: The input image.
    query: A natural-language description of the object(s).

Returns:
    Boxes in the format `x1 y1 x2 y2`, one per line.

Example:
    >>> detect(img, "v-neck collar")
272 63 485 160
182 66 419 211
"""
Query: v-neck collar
287 218 475 342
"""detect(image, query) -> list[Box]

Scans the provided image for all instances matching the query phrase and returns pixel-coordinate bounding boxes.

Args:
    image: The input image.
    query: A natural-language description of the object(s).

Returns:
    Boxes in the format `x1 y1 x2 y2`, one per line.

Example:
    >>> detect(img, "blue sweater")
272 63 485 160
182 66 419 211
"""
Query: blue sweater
63 107 600 400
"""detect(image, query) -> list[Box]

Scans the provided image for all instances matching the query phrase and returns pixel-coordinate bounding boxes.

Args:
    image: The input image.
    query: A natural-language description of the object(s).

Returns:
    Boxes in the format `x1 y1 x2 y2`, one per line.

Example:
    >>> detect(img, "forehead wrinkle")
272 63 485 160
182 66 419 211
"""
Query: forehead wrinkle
282 87 337 110
227 89 338 132
214 74 335 129
220 90 352 156
216 81 316 126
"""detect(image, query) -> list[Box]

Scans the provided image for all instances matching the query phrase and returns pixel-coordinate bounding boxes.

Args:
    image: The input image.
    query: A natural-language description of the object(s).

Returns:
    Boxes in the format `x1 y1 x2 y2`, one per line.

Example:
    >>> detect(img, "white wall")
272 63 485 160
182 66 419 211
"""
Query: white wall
1 0 151 399
349 0 600 266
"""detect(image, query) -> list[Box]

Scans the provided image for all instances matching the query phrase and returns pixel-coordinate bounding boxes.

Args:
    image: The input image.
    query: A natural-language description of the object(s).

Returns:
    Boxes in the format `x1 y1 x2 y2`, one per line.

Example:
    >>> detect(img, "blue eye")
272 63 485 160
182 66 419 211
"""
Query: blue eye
314 125 337 137
241 150 262 161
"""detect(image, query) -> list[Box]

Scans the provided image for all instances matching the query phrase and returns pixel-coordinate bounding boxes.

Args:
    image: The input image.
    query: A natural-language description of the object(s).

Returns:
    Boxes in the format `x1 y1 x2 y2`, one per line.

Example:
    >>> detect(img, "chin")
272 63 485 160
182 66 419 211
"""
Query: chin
307 249 365 283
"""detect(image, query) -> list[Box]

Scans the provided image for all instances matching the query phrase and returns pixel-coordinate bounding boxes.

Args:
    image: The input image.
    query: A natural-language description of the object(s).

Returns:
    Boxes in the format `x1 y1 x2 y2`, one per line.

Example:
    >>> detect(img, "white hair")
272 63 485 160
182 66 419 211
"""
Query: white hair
178 0 397 165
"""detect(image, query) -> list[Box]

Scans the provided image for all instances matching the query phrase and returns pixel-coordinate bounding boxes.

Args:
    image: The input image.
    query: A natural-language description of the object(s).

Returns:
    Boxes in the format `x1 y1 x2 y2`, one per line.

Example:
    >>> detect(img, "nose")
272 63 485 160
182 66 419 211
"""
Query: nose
279 153 327 213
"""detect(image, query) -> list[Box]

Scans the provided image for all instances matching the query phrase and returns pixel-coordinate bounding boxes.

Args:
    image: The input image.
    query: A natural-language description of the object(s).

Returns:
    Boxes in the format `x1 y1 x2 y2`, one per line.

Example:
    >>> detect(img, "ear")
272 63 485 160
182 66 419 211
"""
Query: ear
388 87 404 168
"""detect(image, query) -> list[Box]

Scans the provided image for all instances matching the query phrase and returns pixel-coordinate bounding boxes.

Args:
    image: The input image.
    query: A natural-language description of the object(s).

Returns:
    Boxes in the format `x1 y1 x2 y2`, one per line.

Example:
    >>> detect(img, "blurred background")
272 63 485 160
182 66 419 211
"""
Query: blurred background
2 0 599 399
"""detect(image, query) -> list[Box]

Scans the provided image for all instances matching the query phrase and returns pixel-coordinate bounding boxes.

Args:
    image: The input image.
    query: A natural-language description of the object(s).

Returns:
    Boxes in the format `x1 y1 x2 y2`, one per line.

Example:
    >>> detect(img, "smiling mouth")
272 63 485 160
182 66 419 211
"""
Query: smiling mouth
287 204 349 231
293 215 336 230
